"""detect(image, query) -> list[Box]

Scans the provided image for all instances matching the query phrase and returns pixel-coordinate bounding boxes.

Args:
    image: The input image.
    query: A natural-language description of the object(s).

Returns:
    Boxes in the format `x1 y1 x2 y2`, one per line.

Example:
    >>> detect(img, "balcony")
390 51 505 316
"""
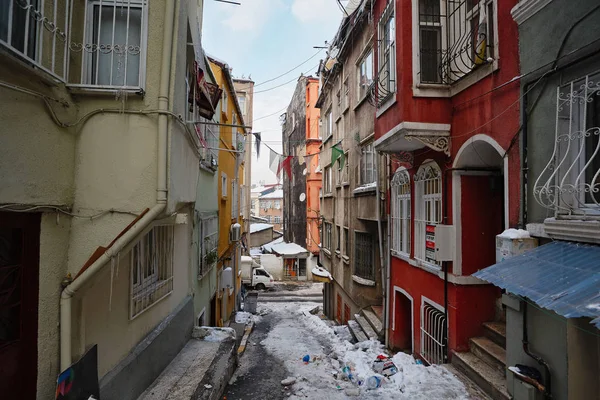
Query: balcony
373 121 451 156
0 0 148 90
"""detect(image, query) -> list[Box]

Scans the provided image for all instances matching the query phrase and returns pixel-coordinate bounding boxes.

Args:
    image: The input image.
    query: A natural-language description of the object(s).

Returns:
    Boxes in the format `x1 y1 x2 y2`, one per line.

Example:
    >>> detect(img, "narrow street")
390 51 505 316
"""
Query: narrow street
225 283 473 400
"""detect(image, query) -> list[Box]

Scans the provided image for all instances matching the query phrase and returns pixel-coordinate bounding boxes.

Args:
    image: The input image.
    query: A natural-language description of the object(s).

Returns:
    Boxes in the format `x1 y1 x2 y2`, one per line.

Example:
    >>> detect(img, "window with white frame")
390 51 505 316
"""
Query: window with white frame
357 49 373 101
231 179 238 219
274 216 281 224
274 200 281 209
360 142 377 186
237 94 246 116
198 214 218 278
354 232 375 281
221 173 227 198
417 0 496 85
534 72 600 215
324 165 333 194
130 225 174 319
323 221 332 251
391 168 411 256
84 0 147 87
324 109 333 140
378 2 396 102
414 162 442 267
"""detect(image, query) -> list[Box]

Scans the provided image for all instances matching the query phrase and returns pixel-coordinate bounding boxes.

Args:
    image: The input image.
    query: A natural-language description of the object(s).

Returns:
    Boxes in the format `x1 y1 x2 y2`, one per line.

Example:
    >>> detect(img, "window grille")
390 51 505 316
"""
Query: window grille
199 214 218 278
357 49 373 100
418 0 495 84
360 142 377 185
420 300 446 364
130 225 174 319
391 168 411 256
354 232 374 280
377 2 395 104
534 72 600 216
414 162 442 267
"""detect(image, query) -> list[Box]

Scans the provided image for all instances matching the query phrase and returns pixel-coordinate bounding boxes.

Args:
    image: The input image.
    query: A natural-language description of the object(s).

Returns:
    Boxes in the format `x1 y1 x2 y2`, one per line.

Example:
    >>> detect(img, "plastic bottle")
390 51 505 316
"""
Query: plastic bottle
366 375 382 389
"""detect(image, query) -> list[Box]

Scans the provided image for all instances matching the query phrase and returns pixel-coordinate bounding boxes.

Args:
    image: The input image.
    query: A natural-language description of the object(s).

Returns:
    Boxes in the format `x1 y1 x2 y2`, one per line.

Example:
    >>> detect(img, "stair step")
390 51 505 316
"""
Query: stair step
442 363 493 400
371 305 384 320
361 308 383 335
451 351 510 400
470 337 506 374
483 322 506 348
354 314 379 340
347 320 368 343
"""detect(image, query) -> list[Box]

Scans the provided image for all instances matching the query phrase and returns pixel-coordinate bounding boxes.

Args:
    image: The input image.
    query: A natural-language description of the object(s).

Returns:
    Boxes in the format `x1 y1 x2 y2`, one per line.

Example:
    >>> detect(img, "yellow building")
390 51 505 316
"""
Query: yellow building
208 56 246 326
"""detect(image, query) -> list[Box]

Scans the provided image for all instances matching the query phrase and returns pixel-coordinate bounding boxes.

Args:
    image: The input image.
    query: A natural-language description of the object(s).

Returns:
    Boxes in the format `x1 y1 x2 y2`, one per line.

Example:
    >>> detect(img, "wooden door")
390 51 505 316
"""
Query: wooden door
0 212 40 400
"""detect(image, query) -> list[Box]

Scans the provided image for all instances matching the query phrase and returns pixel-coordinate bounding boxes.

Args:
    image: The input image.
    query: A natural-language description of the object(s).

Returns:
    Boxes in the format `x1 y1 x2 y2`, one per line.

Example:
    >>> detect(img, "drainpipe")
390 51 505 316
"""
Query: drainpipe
59 0 176 371
375 151 386 343
522 301 552 399
384 154 391 348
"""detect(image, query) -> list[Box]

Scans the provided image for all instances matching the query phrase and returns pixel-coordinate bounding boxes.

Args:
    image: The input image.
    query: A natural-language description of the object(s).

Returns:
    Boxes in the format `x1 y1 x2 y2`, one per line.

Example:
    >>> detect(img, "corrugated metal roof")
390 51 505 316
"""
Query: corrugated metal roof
473 241 600 329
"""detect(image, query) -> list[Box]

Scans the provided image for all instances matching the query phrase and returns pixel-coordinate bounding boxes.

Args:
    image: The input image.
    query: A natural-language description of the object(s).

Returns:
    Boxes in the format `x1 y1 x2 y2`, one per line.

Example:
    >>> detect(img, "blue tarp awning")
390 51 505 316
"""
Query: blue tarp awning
473 241 600 329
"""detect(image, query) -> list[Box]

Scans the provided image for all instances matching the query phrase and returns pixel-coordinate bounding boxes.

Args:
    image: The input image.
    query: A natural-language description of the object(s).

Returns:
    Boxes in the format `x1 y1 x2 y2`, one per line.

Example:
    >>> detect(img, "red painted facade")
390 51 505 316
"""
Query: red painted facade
372 0 520 359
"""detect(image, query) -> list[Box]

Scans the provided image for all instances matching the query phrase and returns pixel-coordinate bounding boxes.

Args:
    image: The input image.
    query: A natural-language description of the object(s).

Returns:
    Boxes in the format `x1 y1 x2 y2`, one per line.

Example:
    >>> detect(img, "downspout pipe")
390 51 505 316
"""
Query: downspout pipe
60 0 176 371
384 154 391 348
522 301 552 399
375 151 386 343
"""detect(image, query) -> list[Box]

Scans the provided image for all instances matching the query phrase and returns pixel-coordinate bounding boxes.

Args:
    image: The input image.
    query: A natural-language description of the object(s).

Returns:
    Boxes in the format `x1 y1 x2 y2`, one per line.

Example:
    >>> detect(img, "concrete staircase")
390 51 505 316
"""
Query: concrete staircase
451 321 510 400
346 306 384 344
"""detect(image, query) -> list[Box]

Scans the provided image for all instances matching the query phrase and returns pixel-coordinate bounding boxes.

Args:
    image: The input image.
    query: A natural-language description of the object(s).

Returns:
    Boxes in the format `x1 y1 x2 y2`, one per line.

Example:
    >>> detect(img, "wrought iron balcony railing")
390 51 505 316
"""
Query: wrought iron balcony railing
367 43 395 107
533 73 600 217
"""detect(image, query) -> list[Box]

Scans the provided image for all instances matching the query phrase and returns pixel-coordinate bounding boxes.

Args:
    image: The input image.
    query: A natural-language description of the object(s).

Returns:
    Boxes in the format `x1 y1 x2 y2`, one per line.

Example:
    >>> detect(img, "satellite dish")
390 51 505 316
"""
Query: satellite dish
299 193 306 202
302 168 307 175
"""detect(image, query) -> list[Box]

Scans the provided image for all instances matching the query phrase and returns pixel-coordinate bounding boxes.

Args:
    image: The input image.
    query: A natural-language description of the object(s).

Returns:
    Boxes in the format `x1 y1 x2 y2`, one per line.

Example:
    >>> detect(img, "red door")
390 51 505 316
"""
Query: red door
0 212 40 400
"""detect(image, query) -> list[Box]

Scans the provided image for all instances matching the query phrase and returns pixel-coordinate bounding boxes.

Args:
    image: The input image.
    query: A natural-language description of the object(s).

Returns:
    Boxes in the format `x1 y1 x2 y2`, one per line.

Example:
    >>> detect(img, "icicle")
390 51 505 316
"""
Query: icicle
109 257 115 312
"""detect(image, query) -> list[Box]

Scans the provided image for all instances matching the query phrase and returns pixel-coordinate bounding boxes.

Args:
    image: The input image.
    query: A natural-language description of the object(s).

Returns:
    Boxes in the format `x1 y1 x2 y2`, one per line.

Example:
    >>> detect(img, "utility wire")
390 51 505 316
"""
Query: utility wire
253 63 320 94
250 49 324 88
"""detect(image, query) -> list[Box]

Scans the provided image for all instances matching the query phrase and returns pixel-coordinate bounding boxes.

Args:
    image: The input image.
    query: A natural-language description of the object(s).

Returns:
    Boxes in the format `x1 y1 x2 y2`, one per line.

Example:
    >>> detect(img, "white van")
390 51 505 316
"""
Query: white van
240 256 274 290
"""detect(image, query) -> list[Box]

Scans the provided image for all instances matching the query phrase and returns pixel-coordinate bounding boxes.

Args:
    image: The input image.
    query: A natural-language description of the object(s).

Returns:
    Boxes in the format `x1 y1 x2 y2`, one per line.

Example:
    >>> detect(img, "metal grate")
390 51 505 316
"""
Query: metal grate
354 232 375 281
420 301 446 364
130 225 174 319
534 72 600 216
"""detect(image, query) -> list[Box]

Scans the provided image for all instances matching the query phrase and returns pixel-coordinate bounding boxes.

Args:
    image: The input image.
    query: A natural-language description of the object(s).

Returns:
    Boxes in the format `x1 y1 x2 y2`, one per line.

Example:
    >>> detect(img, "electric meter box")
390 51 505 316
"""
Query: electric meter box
496 236 538 263
433 225 455 262
220 267 233 289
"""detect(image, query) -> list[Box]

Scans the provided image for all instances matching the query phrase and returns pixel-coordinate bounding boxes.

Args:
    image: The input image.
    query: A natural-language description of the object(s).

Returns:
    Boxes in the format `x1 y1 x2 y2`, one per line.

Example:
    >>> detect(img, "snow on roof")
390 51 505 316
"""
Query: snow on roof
259 189 283 199
250 223 273 233
312 266 333 280
261 237 284 252
270 242 310 257
497 228 531 239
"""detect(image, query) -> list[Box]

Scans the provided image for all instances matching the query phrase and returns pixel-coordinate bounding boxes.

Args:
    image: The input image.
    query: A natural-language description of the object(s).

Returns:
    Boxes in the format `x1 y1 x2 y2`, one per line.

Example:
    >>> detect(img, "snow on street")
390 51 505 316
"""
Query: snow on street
226 297 472 400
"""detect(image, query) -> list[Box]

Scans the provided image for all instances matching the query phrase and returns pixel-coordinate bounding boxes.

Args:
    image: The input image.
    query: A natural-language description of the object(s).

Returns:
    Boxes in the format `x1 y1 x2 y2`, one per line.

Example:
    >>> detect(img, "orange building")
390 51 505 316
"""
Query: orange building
305 78 322 255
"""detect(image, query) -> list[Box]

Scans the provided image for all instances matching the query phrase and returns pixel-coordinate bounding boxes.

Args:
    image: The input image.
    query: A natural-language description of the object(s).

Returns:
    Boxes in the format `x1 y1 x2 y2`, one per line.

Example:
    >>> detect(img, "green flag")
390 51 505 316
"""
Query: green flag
331 143 345 169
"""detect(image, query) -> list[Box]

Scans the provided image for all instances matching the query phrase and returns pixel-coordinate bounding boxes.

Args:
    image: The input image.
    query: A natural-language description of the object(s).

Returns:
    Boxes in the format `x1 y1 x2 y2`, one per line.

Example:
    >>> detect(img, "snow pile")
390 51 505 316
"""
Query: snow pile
250 223 273 233
235 311 261 324
192 326 236 342
498 228 531 239
259 302 469 399
311 266 333 280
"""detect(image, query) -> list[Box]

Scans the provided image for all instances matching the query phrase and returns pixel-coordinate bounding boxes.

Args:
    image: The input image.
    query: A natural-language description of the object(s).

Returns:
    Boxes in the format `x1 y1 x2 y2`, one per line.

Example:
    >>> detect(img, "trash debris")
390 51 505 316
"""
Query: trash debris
302 354 310 363
415 359 424 365
204 384 213 389
344 388 361 396
372 354 399 377
366 375 383 389
281 377 296 386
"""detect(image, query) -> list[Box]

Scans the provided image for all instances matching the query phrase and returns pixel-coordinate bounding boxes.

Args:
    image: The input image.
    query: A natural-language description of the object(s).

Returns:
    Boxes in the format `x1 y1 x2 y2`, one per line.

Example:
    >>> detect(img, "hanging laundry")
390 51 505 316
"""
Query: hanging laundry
269 149 282 176
254 132 262 158
331 142 345 169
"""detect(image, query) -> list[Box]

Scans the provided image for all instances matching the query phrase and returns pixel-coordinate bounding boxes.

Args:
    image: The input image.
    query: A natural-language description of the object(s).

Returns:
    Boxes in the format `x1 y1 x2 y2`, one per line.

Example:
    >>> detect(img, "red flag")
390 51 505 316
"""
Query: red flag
280 156 293 180
194 123 208 149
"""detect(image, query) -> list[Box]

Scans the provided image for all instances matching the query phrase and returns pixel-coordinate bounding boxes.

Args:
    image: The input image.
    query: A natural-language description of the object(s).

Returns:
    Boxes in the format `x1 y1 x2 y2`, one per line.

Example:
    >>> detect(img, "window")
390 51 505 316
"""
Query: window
391 168 411 256
421 300 447 364
324 109 333 140
344 227 349 257
199 214 218 278
343 78 349 110
338 153 349 185
360 142 377 185
414 162 442 267
357 49 373 100
323 222 332 251
324 165 333 194
418 0 496 84
274 216 281 224
336 225 341 252
336 89 341 108
130 225 174 319
265 215 271 223
232 114 238 149
86 0 146 87
354 232 375 281
534 72 600 215
237 95 246 116
222 89 228 114
231 179 238 219
378 2 396 101
221 173 227 198
274 200 281 209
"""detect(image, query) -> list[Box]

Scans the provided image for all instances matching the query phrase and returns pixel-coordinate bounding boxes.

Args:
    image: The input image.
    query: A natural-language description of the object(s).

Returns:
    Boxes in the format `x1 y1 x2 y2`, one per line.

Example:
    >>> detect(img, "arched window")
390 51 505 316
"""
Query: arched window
414 161 442 267
391 168 411 256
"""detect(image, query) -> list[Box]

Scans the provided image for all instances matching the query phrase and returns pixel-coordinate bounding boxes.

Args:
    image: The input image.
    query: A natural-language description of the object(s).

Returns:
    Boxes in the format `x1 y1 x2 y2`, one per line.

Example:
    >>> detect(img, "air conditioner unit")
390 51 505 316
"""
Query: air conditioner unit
230 223 241 242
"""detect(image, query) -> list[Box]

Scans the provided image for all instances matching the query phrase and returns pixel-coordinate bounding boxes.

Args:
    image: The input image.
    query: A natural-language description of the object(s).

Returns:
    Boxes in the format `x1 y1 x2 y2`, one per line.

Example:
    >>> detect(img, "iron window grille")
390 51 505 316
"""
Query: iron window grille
198 214 218 279
391 168 411 256
354 231 375 281
414 162 442 268
534 72 600 217
418 0 495 85
376 1 396 104
130 225 174 319
420 300 447 364
1 0 149 88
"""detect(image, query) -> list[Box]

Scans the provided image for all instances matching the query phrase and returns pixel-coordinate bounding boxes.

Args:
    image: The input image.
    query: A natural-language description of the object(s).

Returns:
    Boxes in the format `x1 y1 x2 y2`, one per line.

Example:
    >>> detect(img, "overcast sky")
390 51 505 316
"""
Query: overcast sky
202 0 343 185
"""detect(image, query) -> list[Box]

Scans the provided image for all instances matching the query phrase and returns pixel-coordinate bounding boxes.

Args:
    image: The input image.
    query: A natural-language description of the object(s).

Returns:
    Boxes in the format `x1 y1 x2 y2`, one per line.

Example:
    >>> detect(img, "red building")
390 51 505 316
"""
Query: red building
371 0 520 382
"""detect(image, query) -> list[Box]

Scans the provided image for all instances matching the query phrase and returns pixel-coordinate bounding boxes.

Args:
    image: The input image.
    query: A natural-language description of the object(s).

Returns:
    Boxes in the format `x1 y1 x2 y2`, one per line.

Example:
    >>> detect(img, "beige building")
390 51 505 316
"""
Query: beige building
259 189 284 232
0 1 221 399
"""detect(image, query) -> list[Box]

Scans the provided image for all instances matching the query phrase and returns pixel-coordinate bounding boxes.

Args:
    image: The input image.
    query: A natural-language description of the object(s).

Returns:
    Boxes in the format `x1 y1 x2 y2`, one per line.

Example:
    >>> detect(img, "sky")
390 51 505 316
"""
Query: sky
202 0 344 185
